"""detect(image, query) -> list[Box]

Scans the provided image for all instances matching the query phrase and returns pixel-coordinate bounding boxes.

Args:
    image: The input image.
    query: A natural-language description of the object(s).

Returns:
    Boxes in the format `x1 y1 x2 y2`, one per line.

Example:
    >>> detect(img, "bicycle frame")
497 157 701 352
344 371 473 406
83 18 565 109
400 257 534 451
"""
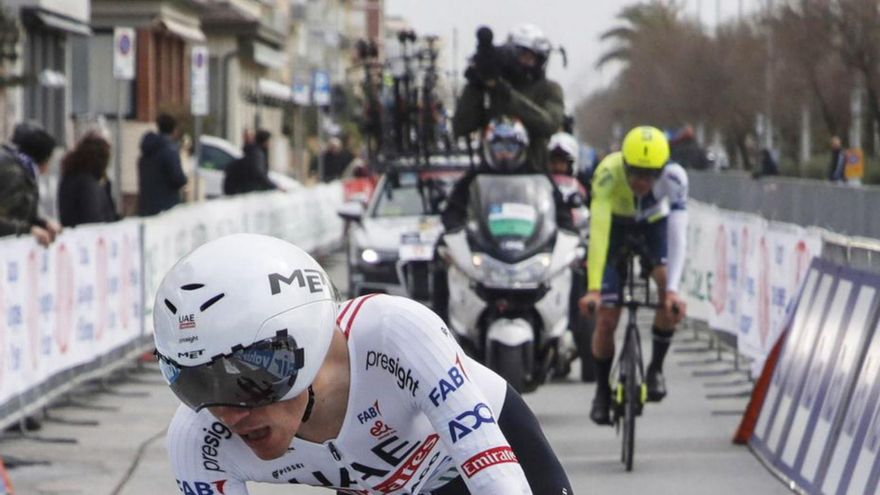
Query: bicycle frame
613 237 659 471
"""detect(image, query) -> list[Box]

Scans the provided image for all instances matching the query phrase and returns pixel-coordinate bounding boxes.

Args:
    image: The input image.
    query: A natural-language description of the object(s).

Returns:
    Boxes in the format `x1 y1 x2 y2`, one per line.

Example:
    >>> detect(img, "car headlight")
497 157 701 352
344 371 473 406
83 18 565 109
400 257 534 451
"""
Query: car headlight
361 248 380 264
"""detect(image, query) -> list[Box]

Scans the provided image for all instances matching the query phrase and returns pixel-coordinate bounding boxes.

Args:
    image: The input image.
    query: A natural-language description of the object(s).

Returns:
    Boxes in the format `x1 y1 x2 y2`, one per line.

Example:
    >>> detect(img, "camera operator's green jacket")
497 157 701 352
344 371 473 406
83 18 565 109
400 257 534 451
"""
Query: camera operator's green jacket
452 77 565 169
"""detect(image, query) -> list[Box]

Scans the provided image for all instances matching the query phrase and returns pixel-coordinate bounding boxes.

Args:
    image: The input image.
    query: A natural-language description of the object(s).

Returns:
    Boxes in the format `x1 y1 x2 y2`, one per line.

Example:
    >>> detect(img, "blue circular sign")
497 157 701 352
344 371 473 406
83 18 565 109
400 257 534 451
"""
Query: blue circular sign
118 34 131 56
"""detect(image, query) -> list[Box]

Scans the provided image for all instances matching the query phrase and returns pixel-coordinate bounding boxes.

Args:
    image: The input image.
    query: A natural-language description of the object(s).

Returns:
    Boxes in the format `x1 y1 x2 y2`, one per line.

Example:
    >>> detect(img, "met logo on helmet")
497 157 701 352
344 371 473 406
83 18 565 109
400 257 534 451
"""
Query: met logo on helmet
268 269 327 295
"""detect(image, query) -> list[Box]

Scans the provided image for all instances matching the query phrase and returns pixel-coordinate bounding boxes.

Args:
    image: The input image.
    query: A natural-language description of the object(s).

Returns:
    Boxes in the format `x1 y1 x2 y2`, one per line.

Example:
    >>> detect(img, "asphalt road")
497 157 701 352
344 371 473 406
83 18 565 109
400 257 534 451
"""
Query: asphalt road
0 251 790 494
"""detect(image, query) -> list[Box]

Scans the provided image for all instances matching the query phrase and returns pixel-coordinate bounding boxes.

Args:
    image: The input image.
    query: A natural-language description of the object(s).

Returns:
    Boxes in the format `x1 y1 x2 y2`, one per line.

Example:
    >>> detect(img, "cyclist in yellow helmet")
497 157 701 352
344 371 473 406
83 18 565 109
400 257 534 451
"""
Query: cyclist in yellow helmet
578 126 689 425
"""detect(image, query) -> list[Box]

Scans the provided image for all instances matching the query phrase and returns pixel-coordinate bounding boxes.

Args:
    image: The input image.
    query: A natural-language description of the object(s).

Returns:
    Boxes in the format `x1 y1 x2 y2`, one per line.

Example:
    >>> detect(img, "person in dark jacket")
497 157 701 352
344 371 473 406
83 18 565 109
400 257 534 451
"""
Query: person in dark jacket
137 113 187 216
223 129 277 195
309 137 354 182
0 122 60 246
442 118 574 232
669 125 709 170
828 136 845 182
453 24 565 169
58 133 118 227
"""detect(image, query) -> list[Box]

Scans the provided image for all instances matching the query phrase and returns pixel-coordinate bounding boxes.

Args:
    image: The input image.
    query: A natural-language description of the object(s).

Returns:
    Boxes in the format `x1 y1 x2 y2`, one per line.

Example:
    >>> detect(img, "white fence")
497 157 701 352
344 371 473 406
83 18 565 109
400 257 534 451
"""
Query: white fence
681 200 825 374
0 183 344 430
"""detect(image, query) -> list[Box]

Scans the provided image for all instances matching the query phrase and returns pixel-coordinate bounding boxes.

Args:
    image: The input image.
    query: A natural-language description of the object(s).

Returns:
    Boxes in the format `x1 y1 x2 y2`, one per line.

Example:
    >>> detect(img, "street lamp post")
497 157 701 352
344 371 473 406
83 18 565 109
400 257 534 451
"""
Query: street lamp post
764 0 775 152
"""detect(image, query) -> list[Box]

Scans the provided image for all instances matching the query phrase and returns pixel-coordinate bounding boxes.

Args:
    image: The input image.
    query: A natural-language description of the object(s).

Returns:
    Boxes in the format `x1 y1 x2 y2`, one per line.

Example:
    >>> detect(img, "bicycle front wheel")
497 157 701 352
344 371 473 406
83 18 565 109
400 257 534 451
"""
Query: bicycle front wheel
622 345 637 471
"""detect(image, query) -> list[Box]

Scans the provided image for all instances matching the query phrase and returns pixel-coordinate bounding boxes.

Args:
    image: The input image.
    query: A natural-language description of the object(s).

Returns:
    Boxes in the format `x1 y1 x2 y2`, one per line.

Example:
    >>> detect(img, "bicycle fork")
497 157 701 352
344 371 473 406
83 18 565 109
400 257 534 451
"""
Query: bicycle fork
615 320 647 420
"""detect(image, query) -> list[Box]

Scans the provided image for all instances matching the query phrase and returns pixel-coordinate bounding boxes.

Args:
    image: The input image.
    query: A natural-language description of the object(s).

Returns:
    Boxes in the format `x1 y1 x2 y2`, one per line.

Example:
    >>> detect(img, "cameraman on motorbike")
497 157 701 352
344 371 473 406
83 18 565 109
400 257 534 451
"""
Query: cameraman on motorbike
453 24 565 169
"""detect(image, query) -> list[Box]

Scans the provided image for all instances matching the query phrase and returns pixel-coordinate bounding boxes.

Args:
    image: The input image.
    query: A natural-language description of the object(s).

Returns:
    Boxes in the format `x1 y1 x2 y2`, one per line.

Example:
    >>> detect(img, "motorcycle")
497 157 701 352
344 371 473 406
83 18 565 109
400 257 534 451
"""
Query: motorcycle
438 174 585 392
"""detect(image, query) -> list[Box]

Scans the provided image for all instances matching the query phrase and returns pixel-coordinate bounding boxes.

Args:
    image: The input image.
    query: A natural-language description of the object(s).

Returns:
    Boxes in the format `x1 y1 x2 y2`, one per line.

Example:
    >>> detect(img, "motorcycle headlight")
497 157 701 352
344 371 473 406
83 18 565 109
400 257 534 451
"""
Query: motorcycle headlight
476 253 551 289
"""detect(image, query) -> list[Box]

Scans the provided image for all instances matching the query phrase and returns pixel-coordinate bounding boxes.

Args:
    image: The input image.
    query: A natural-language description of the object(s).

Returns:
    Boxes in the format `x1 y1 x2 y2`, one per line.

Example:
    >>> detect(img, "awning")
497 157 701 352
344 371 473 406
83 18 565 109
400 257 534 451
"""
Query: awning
34 10 92 37
252 41 287 70
159 18 206 43
257 78 292 102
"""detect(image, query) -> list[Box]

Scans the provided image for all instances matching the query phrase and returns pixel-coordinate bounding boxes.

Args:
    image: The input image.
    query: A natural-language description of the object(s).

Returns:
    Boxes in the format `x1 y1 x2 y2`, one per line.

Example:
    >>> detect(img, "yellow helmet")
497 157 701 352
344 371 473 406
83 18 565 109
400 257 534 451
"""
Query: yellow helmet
621 126 669 171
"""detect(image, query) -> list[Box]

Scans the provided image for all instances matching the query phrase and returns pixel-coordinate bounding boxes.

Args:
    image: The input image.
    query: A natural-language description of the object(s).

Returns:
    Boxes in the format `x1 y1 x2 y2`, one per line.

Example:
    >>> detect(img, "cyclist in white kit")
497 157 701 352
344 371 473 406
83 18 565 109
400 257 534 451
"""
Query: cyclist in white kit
154 234 572 494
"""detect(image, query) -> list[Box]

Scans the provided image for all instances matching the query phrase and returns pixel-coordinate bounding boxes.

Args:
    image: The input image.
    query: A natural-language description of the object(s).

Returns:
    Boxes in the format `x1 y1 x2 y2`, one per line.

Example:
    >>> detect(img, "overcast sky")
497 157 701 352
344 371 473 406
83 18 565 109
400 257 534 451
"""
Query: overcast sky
385 0 766 109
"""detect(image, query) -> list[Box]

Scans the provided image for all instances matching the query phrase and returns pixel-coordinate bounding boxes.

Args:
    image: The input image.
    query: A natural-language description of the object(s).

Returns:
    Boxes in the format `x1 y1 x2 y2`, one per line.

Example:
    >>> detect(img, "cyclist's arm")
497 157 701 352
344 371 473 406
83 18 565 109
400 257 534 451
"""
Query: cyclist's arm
663 164 689 293
381 299 532 494
166 405 249 495
587 162 616 291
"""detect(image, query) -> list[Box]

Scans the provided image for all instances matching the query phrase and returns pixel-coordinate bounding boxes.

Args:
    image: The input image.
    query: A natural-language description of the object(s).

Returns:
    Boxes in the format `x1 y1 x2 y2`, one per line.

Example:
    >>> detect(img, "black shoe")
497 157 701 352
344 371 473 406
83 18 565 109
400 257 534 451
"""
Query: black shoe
646 367 667 402
590 388 612 425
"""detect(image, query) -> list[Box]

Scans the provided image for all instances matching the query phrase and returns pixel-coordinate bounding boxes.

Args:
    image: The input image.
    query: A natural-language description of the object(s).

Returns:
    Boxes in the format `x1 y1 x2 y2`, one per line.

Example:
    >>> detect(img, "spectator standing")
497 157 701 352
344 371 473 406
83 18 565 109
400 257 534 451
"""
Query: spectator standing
223 129 278 195
753 148 779 178
828 136 845 183
57 133 118 227
309 137 354 182
0 122 60 246
137 113 187 216
669 125 709 170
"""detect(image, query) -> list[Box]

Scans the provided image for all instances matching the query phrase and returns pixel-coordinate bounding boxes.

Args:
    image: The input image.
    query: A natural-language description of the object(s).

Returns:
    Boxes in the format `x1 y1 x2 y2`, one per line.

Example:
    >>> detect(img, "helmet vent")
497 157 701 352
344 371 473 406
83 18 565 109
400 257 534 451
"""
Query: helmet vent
164 299 178 314
181 283 204 291
200 293 225 312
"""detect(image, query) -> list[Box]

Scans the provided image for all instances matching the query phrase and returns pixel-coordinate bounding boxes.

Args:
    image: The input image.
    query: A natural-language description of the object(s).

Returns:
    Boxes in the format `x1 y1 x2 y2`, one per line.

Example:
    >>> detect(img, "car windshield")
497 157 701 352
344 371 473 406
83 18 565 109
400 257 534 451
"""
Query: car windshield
200 145 236 171
372 185 425 217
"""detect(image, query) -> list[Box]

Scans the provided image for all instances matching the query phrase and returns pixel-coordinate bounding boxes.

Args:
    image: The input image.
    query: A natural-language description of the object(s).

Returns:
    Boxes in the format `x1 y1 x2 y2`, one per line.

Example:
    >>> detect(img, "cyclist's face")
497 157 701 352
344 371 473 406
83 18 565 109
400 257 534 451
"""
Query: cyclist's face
548 158 570 175
627 172 656 197
209 390 309 460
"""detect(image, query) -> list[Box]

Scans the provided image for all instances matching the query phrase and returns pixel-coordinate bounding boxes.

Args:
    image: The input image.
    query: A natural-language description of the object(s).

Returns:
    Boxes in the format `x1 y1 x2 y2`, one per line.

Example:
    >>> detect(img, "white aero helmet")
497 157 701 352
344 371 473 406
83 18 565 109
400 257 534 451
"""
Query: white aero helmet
508 23 552 59
547 132 579 173
153 233 338 411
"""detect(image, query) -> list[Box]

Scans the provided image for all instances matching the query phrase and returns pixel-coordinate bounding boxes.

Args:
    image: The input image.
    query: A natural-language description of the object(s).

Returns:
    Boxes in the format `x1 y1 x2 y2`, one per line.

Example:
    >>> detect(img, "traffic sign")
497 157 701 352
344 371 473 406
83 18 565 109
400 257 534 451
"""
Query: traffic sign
113 27 136 80
191 45 209 116
292 76 310 105
313 70 330 107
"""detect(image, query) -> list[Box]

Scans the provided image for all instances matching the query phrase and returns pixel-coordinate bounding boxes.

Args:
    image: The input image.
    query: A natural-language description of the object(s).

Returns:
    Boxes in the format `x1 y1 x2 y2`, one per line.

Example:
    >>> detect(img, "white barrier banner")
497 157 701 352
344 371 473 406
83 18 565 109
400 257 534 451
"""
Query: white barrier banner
0 220 142 407
682 201 821 373
142 184 344 333
681 203 717 321
0 184 344 423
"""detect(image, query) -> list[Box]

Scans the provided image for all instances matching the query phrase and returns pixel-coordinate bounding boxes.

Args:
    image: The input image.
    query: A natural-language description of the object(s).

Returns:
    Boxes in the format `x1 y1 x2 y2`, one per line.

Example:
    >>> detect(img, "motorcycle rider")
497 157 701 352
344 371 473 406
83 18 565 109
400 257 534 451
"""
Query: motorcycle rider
435 117 575 332
452 24 565 169
442 118 574 234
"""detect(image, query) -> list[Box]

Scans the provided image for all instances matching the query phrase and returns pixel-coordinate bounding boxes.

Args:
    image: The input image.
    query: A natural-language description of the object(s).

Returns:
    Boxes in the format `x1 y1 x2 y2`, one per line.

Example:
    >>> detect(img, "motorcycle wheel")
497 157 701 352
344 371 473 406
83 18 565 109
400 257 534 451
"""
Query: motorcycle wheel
492 343 529 393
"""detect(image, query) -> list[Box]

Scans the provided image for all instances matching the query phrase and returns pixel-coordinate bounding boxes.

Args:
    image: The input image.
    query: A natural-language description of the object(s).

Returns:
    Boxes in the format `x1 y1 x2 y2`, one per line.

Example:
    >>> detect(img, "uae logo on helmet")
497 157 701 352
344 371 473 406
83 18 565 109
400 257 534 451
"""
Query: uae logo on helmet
179 314 196 330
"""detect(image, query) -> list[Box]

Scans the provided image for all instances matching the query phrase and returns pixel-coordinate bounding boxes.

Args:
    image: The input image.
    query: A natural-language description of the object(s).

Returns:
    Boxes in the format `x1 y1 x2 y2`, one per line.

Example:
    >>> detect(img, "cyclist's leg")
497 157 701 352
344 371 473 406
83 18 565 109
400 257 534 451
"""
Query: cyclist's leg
432 384 574 495
644 218 675 400
593 220 626 365
591 223 625 424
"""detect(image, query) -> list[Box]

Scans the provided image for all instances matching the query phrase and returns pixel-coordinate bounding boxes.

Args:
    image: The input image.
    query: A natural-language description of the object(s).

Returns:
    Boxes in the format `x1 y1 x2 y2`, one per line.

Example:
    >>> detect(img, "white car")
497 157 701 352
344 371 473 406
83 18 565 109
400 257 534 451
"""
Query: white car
197 135 301 198
337 166 466 300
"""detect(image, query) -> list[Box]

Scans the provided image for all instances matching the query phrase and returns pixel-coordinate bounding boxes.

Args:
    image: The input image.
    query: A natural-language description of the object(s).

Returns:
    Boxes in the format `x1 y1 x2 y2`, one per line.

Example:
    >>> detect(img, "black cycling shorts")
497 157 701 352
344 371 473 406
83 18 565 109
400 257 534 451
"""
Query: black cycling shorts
600 216 668 304
432 384 573 495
